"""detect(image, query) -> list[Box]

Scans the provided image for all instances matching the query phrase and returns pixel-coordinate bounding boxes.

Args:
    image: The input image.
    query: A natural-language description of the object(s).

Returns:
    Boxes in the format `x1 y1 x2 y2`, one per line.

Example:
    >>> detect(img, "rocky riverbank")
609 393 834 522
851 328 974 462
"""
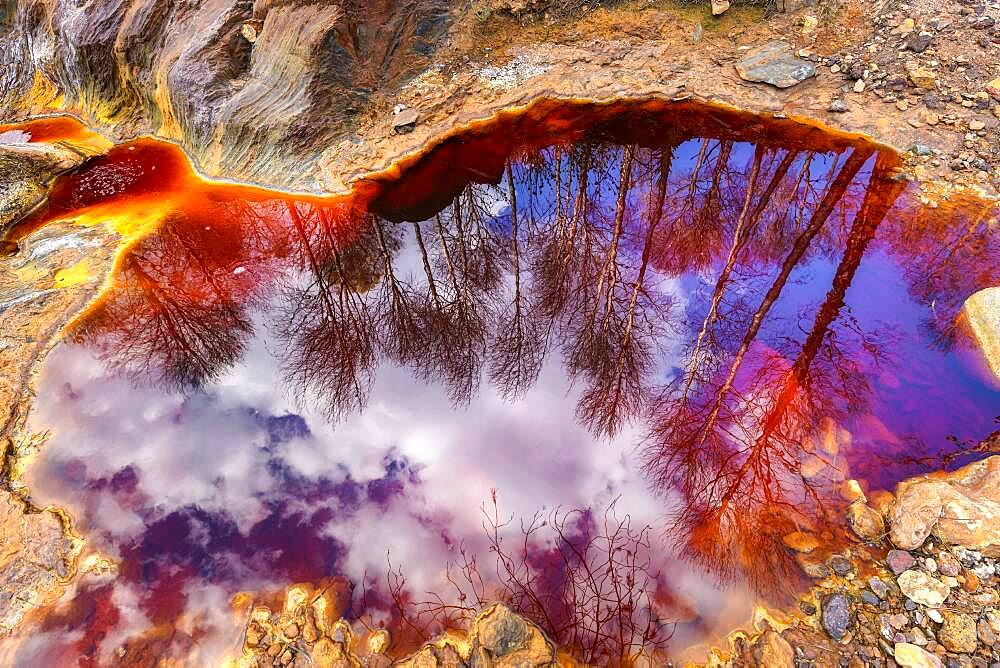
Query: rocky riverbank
1 1 999 666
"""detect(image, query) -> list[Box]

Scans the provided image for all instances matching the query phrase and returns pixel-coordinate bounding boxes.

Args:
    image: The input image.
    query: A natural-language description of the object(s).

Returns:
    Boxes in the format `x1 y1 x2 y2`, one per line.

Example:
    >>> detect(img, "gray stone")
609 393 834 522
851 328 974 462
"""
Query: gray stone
861 591 880 605
821 591 852 641
869 576 889 599
828 99 850 113
392 109 420 134
828 555 855 577
906 33 933 53
735 41 817 89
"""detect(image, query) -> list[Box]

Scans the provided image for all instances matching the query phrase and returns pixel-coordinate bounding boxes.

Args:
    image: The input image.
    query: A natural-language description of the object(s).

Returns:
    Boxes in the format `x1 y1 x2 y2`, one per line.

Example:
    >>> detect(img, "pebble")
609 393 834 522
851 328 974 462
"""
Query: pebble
936 552 960 577
829 99 850 113
938 612 977 653
894 642 943 668
888 550 917 575
889 613 910 630
895 18 916 35
821 592 852 641
829 555 855 577
392 109 420 134
898 570 949 608
969 120 986 131
927 609 944 624
906 32 933 53
854 79 867 93
869 576 889 599
978 619 998 645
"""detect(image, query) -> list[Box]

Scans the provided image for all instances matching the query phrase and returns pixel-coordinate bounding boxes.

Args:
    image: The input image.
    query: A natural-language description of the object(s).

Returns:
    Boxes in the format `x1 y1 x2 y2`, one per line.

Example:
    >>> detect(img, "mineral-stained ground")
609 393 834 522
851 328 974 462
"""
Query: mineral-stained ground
1 1 999 666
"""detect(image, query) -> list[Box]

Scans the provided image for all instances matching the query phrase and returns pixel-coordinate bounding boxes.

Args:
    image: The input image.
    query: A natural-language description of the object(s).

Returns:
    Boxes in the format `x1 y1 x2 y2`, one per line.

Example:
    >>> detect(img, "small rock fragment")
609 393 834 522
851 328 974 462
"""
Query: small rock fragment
894 18 915 35
987 78 1000 101
711 0 730 16
847 501 884 541
241 20 263 44
907 67 937 89
828 555 855 577
893 642 942 668
897 570 950 608
906 33 933 53
392 109 420 134
887 549 916 574
937 611 977 653
978 618 997 645
821 592 852 641
828 99 850 113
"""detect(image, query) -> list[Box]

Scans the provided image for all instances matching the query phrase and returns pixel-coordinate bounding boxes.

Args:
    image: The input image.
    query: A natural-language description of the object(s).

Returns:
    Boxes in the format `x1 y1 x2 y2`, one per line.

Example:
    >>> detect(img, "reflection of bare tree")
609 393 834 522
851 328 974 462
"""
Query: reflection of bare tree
71 208 270 391
274 201 381 420
386 492 675 666
488 164 545 399
640 150 908 596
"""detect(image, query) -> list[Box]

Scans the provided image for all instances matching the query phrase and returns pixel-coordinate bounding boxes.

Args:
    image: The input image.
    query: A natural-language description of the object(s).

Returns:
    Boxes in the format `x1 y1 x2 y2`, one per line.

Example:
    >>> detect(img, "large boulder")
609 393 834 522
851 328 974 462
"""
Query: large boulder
965 287 1000 382
890 455 1000 554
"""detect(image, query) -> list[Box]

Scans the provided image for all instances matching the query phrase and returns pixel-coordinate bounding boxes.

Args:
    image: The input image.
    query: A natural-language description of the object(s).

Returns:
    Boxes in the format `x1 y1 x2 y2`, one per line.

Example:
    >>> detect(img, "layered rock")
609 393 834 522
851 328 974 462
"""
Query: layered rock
0 0 449 190
0 492 80 634
0 128 111 234
890 455 1000 555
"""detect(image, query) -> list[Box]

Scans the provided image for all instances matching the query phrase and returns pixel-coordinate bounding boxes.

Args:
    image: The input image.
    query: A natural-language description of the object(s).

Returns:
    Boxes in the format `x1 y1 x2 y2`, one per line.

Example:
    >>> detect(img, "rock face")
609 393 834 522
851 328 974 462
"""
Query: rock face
964 288 1000 382
890 456 1000 555
735 41 817 88
0 0 449 190
0 493 80 634
0 130 110 233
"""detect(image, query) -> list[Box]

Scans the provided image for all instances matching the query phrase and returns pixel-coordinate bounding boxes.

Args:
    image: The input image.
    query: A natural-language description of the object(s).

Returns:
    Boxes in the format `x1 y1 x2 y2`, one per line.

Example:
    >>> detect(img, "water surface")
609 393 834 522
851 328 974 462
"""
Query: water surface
4 101 999 665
